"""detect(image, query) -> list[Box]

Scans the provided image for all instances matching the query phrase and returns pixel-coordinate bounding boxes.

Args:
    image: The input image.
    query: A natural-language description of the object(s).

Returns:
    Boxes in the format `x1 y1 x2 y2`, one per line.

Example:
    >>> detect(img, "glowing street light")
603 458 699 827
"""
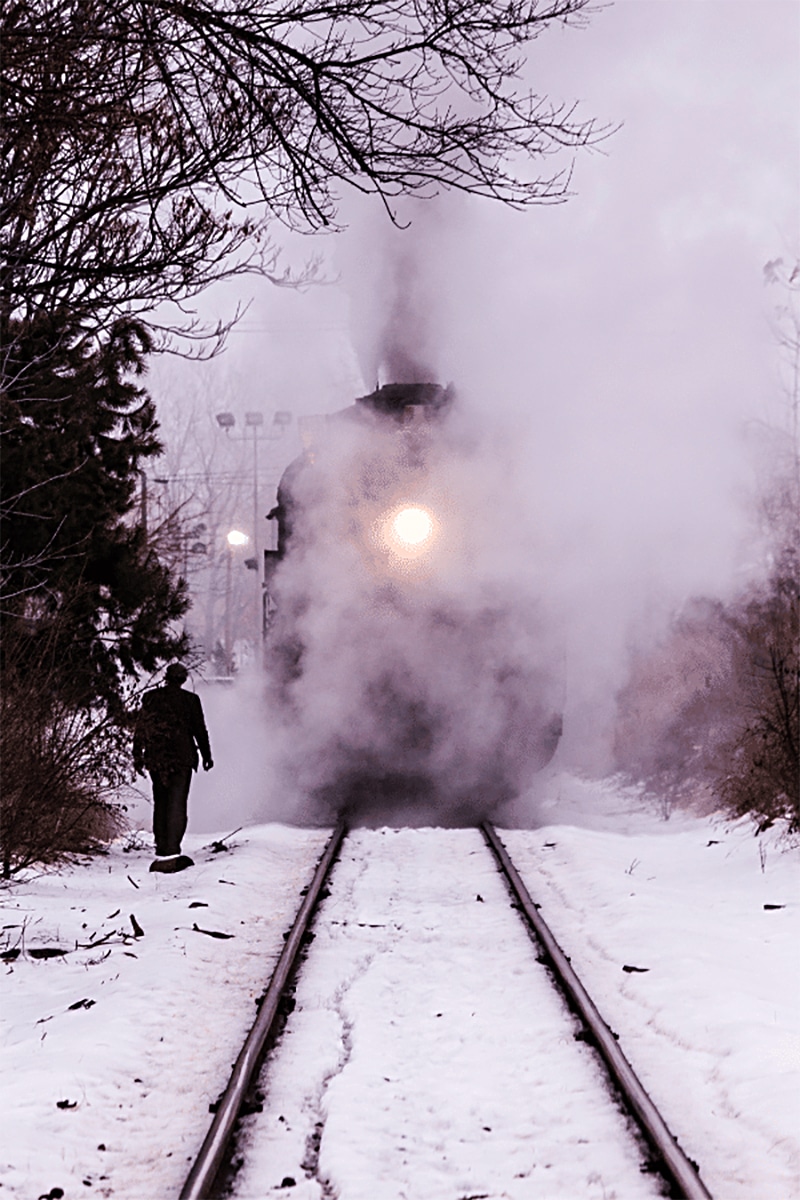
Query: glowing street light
215 411 292 648
224 530 249 675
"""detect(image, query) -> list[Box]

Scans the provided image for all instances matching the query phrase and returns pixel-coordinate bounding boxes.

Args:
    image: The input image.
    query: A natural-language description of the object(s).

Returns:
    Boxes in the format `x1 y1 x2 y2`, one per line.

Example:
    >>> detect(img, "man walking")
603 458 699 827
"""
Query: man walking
133 663 213 873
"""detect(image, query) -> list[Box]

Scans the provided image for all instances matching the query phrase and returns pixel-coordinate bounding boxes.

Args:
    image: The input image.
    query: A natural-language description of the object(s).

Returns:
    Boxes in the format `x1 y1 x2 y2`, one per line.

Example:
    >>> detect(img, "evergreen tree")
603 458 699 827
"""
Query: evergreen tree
1 311 188 718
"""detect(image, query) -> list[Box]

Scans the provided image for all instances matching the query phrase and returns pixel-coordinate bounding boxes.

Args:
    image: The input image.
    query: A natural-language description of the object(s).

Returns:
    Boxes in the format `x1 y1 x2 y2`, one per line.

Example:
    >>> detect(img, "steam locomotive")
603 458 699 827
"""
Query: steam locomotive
265 382 563 822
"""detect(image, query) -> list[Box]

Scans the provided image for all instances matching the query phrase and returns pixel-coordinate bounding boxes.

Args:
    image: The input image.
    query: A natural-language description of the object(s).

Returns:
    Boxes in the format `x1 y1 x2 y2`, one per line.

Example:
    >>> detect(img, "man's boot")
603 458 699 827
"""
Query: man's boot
150 854 193 873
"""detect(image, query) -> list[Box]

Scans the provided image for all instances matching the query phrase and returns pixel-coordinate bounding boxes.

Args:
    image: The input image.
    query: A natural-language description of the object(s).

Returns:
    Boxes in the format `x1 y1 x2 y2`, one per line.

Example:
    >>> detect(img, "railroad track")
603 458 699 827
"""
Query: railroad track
180 824 712 1200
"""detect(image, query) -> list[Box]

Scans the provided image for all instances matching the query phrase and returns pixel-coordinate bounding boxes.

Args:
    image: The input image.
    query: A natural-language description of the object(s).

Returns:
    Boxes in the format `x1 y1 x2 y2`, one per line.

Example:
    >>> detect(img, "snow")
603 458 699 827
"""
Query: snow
503 781 800 1200
0 826 329 1199
234 828 657 1199
1 774 798 1200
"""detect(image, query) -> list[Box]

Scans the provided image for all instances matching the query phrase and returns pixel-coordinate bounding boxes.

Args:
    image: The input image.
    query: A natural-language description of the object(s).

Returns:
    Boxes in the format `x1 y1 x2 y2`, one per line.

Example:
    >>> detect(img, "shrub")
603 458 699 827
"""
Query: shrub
614 551 799 828
715 550 799 828
0 650 130 878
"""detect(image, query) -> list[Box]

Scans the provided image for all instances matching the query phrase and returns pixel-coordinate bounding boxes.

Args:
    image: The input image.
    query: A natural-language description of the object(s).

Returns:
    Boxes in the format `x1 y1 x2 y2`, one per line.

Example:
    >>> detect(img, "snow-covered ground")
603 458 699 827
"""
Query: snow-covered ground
234 826 660 1200
1 774 798 1200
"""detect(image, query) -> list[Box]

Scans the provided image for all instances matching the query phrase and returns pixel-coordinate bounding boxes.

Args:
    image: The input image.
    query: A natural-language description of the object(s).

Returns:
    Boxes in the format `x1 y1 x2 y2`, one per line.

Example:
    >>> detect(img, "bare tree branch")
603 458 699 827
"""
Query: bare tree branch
1 0 601 349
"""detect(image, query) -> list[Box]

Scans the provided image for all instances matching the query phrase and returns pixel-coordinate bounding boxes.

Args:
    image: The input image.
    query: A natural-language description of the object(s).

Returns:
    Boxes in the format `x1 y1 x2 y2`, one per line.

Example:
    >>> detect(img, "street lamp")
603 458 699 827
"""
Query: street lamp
244 414 264 634
224 530 249 675
215 411 292 648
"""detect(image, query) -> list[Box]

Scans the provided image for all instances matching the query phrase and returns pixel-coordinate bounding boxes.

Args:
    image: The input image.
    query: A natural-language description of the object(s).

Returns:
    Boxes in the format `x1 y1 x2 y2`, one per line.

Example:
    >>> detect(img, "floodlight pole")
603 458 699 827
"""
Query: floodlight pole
215 410 292 656
224 544 233 675
246 414 263 649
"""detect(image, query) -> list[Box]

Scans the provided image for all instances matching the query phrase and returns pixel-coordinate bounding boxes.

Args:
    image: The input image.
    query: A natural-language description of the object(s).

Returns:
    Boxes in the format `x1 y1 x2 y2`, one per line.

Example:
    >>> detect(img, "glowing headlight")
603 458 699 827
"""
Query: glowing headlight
373 501 439 569
392 506 434 547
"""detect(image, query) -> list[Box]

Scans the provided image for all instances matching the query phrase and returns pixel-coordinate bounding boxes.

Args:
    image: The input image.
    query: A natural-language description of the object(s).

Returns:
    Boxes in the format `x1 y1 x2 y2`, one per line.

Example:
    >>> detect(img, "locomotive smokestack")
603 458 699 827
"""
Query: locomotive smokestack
356 382 454 422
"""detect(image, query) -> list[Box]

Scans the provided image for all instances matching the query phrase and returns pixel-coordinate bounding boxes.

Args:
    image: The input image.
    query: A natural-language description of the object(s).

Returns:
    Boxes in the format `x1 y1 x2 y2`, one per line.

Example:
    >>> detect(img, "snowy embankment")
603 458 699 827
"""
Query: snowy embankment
504 778 800 1200
0 827 330 1200
234 826 660 1200
1 774 798 1200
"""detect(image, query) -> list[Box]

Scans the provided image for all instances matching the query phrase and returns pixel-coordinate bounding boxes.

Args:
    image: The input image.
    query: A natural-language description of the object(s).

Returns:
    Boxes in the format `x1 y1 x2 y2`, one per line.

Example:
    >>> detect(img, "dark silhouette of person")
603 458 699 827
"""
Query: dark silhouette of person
133 663 213 873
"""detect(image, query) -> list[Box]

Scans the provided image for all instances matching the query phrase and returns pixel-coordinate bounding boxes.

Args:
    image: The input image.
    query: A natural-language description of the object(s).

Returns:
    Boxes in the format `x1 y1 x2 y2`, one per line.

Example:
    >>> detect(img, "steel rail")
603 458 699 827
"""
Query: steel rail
179 821 347 1200
481 821 713 1200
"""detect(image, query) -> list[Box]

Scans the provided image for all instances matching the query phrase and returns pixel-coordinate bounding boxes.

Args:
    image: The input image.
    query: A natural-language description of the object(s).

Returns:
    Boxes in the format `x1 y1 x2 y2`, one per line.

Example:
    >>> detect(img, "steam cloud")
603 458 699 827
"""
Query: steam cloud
171 2 795 834
254 148 782 825
264 389 564 827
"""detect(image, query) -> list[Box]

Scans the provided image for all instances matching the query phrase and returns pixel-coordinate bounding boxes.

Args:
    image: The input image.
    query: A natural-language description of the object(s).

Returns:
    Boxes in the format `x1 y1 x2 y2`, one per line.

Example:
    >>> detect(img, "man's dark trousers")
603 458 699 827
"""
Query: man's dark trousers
151 768 193 857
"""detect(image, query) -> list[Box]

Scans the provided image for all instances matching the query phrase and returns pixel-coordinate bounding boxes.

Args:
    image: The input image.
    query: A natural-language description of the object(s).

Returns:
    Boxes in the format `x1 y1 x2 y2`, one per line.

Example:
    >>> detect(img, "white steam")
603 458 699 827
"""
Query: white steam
159 1 797 833
263 399 564 825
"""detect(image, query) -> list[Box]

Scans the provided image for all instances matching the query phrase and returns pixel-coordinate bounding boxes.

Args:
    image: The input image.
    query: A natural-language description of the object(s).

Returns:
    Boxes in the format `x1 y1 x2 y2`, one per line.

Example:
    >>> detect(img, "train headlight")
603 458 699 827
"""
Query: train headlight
375 501 439 568
392 506 433 547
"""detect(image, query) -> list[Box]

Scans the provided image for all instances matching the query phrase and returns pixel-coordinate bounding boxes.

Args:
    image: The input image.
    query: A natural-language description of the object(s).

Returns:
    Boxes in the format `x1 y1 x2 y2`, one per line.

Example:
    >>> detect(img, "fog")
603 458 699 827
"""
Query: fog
151 0 799 832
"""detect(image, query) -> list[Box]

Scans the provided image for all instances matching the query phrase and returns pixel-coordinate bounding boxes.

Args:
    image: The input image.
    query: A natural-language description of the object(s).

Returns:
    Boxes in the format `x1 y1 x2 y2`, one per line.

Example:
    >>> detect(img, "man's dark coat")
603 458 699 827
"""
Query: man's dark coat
133 684 212 777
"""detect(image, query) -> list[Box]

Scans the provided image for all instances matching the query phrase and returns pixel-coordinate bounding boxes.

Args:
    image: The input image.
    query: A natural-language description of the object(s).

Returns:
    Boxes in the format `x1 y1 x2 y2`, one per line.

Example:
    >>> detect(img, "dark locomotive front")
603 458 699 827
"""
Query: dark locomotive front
265 382 563 824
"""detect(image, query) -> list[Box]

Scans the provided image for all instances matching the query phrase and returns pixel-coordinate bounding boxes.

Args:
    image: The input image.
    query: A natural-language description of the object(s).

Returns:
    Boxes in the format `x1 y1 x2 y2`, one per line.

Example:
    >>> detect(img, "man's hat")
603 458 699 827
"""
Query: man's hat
165 662 189 683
